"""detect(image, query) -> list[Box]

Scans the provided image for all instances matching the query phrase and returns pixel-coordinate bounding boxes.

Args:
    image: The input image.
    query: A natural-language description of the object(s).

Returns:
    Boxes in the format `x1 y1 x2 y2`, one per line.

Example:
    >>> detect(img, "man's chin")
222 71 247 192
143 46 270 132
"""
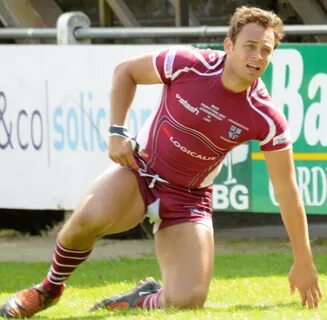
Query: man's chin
238 75 257 88
245 72 261 83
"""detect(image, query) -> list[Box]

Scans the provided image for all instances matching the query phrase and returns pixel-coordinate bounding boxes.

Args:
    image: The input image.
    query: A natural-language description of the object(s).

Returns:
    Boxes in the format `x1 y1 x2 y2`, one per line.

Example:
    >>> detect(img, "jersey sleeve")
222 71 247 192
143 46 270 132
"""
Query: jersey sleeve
251 80 293 152
153 46 224 84
259 109 292 152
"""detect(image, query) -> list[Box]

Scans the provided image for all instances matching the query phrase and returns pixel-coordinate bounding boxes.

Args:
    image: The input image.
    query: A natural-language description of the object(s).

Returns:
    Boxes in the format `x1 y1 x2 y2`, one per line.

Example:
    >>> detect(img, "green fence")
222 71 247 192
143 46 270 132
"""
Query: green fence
202 44 327 214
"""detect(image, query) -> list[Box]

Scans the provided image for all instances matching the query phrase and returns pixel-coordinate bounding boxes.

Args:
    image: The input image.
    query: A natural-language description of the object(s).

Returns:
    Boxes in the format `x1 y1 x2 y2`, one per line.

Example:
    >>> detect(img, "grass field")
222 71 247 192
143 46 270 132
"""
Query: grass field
0 252 326 319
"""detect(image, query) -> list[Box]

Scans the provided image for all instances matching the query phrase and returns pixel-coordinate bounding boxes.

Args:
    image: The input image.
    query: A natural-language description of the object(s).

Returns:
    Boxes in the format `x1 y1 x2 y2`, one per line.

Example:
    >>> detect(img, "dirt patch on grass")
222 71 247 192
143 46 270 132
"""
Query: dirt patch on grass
0 235 156 262
0 224 326 262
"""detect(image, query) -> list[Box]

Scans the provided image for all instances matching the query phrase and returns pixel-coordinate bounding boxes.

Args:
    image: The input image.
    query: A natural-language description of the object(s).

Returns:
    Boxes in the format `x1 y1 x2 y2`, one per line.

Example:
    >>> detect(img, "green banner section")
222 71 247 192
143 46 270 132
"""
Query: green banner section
253 44 327 214
200 44 327 214
212 143 252 211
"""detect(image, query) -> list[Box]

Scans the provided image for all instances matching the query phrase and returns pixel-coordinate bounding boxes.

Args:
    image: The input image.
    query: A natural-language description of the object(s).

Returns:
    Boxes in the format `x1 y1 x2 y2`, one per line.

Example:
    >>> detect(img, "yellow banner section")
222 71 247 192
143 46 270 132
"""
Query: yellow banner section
251 153 327 161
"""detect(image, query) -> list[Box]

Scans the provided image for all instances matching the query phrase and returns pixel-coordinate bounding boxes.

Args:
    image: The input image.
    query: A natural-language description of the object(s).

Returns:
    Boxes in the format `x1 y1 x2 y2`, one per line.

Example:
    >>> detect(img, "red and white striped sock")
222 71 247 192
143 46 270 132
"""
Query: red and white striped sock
138 288 163 309
42 239 92 298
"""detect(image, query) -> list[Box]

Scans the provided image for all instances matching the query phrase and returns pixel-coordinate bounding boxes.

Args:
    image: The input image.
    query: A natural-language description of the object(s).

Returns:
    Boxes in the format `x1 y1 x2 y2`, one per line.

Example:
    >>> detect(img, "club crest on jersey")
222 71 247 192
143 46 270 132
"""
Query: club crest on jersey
228 125 242 140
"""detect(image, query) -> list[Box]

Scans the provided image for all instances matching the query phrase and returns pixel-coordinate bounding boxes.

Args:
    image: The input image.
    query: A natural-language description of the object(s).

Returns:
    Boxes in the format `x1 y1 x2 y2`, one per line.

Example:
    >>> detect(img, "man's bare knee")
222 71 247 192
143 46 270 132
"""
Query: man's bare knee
60 207 109 242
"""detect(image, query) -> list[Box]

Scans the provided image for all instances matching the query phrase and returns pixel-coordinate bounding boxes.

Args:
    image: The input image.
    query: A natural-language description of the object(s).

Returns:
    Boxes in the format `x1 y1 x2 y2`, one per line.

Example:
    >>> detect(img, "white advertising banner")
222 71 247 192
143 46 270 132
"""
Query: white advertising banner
0 45 165 209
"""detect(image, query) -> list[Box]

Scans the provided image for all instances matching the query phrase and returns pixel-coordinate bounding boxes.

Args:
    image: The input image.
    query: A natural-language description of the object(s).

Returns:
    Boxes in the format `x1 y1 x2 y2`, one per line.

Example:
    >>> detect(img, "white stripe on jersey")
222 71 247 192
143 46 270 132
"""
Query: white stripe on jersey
252 84 289 122
159 46 225 80
172 66 223 81
246 87 276 146
190 47 225 69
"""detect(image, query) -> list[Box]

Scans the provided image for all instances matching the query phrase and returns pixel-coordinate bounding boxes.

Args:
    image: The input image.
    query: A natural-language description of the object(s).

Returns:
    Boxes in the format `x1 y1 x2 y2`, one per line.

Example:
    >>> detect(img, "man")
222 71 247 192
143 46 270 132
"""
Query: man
0 6 323 318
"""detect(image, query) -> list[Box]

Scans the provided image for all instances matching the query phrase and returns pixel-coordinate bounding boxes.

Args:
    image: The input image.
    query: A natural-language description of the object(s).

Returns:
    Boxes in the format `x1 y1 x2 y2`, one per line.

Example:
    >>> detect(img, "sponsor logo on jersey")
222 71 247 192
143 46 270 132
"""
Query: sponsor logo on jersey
228 125 242 140
273 129 290 146
175 93 200 115
170 137 217 161
208 52 216 62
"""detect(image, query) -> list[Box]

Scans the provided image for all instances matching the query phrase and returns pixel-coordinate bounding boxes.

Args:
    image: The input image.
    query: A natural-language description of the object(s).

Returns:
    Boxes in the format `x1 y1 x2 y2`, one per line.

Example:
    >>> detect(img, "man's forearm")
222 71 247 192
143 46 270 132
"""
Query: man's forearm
278 192 313 262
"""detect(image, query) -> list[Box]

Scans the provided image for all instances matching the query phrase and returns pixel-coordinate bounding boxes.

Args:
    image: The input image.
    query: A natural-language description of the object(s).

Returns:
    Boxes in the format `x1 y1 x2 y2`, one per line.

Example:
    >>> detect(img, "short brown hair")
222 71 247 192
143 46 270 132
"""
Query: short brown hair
228 6 284 48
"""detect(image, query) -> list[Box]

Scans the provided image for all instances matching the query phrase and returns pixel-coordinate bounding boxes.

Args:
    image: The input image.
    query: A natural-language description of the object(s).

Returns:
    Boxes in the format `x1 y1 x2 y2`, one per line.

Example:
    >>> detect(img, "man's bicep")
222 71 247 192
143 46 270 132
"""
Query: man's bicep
122 53 162 85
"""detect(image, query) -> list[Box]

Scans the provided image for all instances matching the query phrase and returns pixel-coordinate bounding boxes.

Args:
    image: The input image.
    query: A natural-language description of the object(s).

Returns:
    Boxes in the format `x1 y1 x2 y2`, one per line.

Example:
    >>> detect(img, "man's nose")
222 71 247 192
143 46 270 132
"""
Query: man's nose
252 49 262 60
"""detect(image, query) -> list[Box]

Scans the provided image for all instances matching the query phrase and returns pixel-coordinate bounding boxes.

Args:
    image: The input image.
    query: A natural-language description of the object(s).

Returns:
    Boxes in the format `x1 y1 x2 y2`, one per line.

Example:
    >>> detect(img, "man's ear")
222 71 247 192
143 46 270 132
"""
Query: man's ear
224 37 233 54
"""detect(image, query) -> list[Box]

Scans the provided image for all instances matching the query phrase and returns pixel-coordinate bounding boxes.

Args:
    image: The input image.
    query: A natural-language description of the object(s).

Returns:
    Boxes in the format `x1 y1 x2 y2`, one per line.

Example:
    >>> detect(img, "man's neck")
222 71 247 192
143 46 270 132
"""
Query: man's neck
221 63 252 93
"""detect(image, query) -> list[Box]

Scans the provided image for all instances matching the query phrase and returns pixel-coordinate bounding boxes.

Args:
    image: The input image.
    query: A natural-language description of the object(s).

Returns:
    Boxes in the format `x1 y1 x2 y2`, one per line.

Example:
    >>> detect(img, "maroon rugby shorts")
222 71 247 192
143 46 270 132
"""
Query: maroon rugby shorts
132 156 213 233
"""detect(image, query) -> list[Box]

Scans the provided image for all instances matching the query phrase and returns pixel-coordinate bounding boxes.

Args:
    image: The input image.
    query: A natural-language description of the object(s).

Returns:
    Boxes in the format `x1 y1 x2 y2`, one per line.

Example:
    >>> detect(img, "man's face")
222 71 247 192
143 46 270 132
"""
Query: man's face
224 23 275 83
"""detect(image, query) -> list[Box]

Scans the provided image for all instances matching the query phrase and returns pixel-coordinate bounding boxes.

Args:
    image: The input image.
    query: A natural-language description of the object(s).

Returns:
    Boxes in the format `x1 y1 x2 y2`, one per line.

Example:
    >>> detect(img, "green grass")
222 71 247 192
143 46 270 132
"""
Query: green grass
0 253 326 319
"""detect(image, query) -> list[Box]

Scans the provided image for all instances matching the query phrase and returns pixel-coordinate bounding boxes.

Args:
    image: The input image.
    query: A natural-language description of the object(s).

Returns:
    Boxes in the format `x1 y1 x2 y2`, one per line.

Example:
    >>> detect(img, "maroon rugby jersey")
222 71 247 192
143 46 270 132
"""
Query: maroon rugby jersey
136 46 292 188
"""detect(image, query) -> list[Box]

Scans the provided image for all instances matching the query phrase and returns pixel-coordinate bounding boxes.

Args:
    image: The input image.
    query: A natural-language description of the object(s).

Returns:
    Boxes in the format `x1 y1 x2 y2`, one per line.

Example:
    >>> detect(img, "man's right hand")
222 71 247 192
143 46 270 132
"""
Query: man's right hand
108 136 139 170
